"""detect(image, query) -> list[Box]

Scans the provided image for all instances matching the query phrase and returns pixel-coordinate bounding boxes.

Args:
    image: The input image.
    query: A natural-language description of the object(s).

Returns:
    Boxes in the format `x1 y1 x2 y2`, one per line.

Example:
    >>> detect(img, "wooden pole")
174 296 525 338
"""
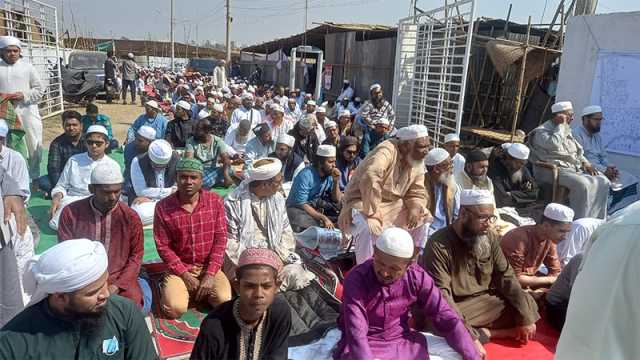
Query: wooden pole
510 16 532 142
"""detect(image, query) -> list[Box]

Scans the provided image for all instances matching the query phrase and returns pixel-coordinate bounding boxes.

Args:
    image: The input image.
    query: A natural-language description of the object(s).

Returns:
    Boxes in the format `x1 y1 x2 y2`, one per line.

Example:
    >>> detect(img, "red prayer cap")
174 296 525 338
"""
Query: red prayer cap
238 248 283 273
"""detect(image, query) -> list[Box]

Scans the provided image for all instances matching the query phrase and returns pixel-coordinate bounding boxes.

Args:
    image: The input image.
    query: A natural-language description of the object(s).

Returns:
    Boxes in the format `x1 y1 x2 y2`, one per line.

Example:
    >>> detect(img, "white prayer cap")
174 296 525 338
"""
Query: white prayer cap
501 142 513 150
460 189 495 206
176 100 191 111
544 203 575 223
396 124 429 141
317 144 336 158
307 100 316 106
0 119 8 137
195 86 204 91
370 83 382 92
339 110 351 118
343 79 350 84
25 239 108 305
247 158 283 182
373 117 390 126
375 227 414 259
127 52 134 59
247 86 255 93
582 105 602 117
198 109 210 120
425 148 449 166
222 86 230 93
148 139 173 165
136 125 156 141
212 103 224 113
551 101 573 113
324 120 338 130
0 35 22 49
271 103 285 113
241 92 254 100
90 162 124 185
506 143 530 160
316 106 326 113
299 114 317 130
145 100 160 110
444 133 460 143
276 133 295 147
86 124 108 137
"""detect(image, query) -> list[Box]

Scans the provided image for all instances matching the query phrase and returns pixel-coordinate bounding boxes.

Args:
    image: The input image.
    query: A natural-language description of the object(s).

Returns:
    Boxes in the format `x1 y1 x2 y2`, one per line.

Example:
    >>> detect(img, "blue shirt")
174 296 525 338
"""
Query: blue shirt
360 128 391 158
428 183 460 236
127 113 169 142
336 157 360 192
81 114 113 139
123 142 141 196
286 166 334 206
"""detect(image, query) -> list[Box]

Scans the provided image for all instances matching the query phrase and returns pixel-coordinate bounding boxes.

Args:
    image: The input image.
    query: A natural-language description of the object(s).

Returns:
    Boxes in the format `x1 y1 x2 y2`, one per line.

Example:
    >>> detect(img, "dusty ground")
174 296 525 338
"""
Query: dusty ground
43 100 147 146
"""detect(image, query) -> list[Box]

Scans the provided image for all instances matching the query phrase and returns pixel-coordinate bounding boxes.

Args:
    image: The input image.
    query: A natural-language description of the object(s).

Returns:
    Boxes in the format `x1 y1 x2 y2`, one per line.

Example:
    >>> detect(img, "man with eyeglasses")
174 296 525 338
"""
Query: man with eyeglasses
224 158 313 291
420 189 539 348
424 148 460 237
49 125 120 230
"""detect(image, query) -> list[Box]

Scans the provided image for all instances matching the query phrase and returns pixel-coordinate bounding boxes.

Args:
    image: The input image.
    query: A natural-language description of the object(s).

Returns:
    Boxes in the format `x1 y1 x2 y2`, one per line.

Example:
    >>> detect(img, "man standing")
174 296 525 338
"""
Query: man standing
335 227 483 360
58 164 150 313
212 60 228 88
339 125 432 264
424 148 460 236
126 100 168 142
0 36 44 184
0 239 156 359
121 53 138 105
528 101 609 219
43 110 85 194
443 133 466 178
154 158 232 319
104 50 118 104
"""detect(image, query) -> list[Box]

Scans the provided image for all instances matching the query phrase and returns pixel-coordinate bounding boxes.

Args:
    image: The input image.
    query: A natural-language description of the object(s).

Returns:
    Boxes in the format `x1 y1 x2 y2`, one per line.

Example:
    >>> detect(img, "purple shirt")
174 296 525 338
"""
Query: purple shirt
334 259 479 360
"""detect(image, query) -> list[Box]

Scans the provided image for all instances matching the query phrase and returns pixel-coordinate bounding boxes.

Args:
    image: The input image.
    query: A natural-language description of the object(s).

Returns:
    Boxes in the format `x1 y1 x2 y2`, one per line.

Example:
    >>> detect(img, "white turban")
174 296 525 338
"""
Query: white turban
506 143 530 160
551 101 573 113
396 124 429 141
91 162 124 185
375 227 414 259
582 105 602 117
317 144 336 157
0 36 22 49
137 125 156 141
444 133 460 143
148 139 173 165
247 158 283 182
425 148 449 166
198 109 211 120
460 189 495 206
0 119 8 137
25 239 108 305
544 203 575 222
277 133 295 147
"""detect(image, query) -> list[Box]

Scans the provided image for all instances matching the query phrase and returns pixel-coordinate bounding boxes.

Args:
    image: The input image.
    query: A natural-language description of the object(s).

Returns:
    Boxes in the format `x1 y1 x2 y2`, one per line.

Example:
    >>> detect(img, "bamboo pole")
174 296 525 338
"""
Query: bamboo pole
510 16 532 142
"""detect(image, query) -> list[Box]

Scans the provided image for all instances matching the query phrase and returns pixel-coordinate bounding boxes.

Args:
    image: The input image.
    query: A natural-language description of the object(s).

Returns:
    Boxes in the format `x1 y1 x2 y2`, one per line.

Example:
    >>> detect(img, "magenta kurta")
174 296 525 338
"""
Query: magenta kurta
334 259 480 360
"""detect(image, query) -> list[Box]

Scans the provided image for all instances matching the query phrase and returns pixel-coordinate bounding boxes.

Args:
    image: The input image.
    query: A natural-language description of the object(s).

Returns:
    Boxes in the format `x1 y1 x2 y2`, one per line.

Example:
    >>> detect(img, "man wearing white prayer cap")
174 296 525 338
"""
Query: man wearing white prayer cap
228 89 262 137
58 163 151 312
421 189 539 346
286 144 343 232
123 125 156 198
339 123 432 264
338 79 354 102
443 132 466 178
315 105 329 138
0 239 157 359
336 226 484 359
0 35 45 185
129 139 178 225
126 99 168 143
121 52 138 104
270 133 304 186
528 100 609 219
354 82 395 138
322 120 340 147
224 158 315 290
424 147 460 236
359 116 391 158
263 101 295 142
573 104 639 202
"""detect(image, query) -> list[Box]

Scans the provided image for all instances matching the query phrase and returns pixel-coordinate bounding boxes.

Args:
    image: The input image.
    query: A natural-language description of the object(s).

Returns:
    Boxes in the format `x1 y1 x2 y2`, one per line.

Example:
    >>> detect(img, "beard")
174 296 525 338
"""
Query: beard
437 172 454 186
460 220 491 260
592 125 601 133
509 168 524 184
64 303 108 338
470 174 487 184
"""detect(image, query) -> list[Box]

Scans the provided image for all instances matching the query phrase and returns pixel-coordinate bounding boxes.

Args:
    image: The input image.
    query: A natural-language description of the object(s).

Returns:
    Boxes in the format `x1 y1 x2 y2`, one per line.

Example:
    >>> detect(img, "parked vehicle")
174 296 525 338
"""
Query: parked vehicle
186 58 219 75
61 50 109 103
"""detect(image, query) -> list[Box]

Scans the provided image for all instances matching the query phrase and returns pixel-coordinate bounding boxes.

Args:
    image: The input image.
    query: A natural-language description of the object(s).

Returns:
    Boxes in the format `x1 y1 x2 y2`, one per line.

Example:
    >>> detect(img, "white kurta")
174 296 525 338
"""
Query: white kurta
556 201 640 360
228 106 262 136
130 157 175 225
452 152 466 178
556 218 604 267
0 58 44 179
0 146 30 201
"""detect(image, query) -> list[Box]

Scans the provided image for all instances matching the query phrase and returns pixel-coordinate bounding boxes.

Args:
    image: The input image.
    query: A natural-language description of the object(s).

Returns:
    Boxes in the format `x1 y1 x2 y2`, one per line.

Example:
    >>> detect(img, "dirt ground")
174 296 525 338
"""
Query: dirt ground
43 100 147 146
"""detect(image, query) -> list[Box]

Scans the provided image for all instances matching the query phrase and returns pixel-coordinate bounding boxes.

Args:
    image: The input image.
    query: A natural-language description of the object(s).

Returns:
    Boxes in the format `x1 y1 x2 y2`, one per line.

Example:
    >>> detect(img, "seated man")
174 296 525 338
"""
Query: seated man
421 189 539 344
123 125 155 198
224 118 254 158
165 100 195 148
0 239 156 359
41 110 86 194
58 163 150 313
244 123 275 168
500 203 572 291
154 158 232 319
81 103 118 150
443 133 466 178
424 148 460 236
335 136 361 192
556 217 604 266
335 227 483 360
49 125 120 230
210 103 229 138
322 120 340 147
264 103 294 141
186 117 234 189
270 133 304 184
191 248 291 360
286 145 342 232
359 117 391 159
130 139 179 225
339 125 432 264
528 101 609 219
126 100 168 142
288 114 320 162
456 149 493 193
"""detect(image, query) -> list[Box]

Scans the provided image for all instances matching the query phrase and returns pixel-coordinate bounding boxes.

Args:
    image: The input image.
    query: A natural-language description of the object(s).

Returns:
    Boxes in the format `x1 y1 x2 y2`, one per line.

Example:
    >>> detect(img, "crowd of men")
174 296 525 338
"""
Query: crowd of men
0 33 639 360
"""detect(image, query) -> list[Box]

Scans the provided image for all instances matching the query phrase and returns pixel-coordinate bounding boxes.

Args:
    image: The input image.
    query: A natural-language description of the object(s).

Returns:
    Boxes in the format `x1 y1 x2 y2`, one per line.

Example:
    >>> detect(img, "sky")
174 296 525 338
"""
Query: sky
53 0 638 48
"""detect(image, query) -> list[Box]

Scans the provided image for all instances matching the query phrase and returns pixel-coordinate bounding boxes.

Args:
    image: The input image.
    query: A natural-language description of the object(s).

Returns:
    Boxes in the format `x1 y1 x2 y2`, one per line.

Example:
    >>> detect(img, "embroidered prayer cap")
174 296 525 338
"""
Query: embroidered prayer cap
247 158 283 182
86 124 108 137
582 105 602 117
176 100 191 111
238 248 283 274
148 139 173 165
0 119 8 137
276 133 296 147
369 83 382 92
317 144 336 158
375 227 414 259
466 149 488 163
307 100 316 106
551 101 573 114
316 106 326 113
396 124 429 141
460 189 494 206
252 123 270 136
544 203 575 223
198 109 210 120
271 103 285 114
176 157 204 174
212 103 225 112
323 120 338 130
91 162 124 185
145 100 161 110
136 125 156 141
373 117 390 126
0 36 22 49
506 143 530 160
425 148 450 166
299 114 317 130
339 110 351 118
444 133 460 143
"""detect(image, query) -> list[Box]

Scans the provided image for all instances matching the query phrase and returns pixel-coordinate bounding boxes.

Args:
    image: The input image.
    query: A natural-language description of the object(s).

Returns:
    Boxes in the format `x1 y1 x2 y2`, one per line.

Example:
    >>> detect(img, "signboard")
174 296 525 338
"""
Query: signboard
323 64 332 90
96 41 114 51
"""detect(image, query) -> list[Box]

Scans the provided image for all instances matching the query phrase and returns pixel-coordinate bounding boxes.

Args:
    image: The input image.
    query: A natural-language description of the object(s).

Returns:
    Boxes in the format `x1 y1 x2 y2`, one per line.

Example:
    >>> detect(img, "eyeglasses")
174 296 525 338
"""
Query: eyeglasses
466 208 498 224
86 140 105 147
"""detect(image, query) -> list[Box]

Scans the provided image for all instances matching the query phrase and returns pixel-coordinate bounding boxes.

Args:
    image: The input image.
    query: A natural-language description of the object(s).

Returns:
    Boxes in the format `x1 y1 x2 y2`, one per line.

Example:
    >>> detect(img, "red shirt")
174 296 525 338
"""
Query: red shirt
154 190 227 276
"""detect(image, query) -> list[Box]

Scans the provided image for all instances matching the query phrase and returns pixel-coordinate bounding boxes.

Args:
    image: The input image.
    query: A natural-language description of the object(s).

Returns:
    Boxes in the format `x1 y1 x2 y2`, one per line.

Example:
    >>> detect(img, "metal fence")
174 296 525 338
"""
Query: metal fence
0 0 63 119
392 0 476 145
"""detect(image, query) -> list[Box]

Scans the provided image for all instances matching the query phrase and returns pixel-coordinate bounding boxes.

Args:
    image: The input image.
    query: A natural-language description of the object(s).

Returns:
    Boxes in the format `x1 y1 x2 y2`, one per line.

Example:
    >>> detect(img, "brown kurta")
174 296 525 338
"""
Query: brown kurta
500 225 562 278
420 226 539 339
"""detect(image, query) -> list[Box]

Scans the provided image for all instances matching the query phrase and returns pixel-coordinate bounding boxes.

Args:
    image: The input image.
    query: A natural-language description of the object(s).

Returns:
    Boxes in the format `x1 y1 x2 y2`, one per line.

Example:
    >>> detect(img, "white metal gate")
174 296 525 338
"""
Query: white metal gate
392 0 476 144
0 0 63 119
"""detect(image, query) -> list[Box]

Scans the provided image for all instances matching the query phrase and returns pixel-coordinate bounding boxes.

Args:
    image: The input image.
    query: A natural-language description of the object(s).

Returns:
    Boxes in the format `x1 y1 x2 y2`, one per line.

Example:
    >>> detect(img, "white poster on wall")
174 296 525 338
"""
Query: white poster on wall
590 51 640 156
